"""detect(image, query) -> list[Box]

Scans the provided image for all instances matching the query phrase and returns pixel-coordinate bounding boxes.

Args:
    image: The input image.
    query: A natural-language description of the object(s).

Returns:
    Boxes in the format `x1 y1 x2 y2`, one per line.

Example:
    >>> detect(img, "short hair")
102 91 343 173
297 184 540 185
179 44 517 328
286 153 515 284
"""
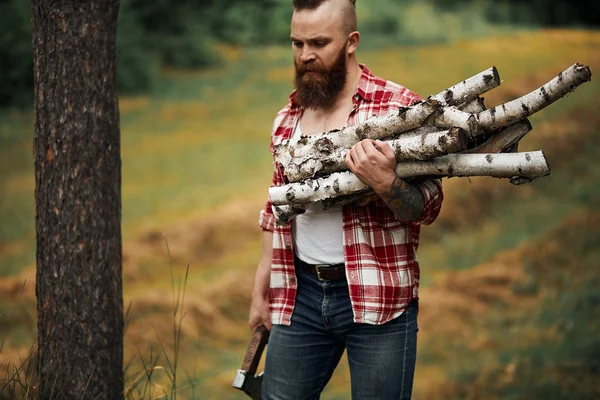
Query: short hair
292 0 357 34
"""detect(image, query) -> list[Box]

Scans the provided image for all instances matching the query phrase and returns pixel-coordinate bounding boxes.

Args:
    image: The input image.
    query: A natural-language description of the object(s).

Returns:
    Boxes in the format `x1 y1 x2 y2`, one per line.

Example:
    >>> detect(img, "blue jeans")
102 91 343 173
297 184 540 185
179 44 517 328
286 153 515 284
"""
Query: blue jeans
262 263 419 400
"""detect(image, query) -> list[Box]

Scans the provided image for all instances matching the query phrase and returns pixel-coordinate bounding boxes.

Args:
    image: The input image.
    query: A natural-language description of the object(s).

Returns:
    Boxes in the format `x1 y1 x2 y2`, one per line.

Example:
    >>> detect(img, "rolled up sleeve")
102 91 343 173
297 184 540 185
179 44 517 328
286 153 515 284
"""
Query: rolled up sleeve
413 178 443 225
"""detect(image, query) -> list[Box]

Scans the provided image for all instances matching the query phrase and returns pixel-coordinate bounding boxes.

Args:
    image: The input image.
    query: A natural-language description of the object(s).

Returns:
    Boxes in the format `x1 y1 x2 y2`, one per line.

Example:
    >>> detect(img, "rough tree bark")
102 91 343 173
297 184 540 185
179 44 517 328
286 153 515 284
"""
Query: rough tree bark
33 0 123 398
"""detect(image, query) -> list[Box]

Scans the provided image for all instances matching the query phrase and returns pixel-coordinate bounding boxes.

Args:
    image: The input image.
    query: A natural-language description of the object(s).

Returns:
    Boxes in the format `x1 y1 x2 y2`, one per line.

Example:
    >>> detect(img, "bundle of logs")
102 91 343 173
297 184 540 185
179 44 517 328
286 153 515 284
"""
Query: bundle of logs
269 63 592 225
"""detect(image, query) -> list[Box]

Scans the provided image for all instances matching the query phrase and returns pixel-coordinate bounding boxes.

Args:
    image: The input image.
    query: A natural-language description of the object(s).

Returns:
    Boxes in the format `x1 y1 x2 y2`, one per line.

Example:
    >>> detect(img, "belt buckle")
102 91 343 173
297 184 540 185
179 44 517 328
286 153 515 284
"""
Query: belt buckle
314 264 329 281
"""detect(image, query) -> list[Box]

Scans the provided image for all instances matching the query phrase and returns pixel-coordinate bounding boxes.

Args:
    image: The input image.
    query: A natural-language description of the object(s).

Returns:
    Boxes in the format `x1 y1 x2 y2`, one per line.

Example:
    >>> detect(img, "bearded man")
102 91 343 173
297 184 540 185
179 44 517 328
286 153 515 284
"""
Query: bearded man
248 0 443 398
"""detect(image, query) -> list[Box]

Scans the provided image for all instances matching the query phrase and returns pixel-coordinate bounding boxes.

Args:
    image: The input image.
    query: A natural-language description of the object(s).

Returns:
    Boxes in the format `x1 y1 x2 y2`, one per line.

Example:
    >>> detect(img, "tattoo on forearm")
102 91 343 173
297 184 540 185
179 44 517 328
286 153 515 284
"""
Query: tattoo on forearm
381 175 425 222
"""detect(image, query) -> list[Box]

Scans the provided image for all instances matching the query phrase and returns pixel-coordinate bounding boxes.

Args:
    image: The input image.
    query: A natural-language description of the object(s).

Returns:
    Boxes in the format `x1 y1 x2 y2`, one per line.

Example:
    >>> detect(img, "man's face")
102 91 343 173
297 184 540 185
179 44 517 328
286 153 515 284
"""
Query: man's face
291 4 350 110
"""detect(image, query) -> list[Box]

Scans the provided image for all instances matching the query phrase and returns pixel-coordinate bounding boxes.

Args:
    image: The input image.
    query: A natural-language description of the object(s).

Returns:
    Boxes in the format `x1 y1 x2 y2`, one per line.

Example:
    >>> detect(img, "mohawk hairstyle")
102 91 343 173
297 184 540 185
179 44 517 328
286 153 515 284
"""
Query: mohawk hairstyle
292 0 358 34
293 0 356 10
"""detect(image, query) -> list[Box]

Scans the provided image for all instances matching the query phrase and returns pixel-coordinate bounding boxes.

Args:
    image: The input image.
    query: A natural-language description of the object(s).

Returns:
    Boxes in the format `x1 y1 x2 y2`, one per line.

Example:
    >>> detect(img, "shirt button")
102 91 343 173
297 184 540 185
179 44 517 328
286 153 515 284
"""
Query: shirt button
350 272 355 279
353 94 360 101
347 240 351 246
290 277 296 284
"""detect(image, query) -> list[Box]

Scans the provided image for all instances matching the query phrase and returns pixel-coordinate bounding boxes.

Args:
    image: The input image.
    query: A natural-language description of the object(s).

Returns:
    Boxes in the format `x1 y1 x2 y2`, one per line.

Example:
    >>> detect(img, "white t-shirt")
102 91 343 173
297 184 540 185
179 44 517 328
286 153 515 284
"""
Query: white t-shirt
290 123 344 264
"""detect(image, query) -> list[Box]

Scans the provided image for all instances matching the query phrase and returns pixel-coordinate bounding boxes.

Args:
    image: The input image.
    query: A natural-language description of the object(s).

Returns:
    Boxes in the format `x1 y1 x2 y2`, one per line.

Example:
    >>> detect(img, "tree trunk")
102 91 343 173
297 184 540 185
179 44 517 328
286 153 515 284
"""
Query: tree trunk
33 0 123 398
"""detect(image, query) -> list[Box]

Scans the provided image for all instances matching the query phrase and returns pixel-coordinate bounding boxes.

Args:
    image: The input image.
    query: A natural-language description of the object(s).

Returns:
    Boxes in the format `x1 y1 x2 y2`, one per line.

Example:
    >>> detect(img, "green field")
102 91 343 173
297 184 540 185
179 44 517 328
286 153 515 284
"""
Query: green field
1 29 599 399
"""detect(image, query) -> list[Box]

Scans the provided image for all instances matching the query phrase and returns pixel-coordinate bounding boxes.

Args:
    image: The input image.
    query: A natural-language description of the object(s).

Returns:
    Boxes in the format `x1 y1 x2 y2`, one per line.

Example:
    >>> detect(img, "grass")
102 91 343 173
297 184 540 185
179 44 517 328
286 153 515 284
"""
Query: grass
1 29 599 399
420 211 600 400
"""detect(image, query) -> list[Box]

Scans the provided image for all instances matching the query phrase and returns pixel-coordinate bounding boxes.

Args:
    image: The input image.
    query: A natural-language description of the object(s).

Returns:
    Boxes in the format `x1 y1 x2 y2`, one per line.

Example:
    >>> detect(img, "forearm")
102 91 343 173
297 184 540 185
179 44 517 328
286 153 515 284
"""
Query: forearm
252 230 273 299
375 174 425 222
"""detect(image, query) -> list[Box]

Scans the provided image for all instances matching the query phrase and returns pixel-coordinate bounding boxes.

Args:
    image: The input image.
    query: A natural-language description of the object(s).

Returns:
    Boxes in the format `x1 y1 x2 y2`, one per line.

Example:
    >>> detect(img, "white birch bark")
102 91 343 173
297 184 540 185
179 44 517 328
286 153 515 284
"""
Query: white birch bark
273 68 501 168
430 67 500 106
284 127 468 182
269 151 550 206
429 107 480 136
272 99 443 165
457 97 486 113
477 63 592 131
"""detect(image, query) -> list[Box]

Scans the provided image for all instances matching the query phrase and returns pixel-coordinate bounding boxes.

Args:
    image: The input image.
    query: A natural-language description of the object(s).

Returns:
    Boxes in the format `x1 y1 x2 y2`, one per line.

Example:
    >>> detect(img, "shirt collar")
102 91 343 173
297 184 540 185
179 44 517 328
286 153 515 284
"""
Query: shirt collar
289 63 375 107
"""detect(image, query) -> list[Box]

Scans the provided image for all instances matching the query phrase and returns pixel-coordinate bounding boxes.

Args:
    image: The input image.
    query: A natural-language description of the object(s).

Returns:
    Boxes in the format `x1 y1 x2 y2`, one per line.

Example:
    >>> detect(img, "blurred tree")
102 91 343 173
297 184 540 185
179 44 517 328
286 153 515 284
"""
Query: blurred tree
0 0 33 107
32 0 124 398
3 0 599 109
432 0 600 26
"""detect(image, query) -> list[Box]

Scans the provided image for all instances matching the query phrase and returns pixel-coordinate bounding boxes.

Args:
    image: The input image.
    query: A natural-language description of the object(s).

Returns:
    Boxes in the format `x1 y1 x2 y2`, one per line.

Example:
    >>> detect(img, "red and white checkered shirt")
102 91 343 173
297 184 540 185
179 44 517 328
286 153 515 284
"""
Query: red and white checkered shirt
259 64 443 325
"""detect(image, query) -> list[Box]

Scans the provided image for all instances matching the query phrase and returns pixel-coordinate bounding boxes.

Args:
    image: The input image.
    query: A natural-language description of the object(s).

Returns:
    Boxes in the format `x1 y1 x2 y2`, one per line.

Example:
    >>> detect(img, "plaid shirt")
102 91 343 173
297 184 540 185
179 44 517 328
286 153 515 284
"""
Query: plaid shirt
259 64 443 325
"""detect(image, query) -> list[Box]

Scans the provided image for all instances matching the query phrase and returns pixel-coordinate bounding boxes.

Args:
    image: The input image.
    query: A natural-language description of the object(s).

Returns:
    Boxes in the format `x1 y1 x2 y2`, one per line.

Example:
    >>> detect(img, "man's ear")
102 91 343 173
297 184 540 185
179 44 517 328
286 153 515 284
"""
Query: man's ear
347 31 360 55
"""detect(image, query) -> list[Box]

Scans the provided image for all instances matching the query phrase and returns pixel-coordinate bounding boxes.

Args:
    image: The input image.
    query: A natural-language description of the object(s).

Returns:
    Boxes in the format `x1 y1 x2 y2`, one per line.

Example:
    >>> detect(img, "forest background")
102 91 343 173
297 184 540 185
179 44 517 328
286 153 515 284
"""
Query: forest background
1 0 599 399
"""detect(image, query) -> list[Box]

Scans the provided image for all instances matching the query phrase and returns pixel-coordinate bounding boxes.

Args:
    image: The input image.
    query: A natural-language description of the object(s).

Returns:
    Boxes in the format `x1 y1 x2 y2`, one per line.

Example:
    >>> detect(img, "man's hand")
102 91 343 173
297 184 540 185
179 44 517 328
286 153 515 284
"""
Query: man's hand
346 139 425 222
249 293 272 332
345 139 396 194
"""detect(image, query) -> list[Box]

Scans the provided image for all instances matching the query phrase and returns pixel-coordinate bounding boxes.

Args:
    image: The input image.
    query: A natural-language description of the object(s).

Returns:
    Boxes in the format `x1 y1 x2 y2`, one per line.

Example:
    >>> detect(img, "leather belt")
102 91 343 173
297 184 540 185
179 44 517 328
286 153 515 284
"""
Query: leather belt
295 256 346 281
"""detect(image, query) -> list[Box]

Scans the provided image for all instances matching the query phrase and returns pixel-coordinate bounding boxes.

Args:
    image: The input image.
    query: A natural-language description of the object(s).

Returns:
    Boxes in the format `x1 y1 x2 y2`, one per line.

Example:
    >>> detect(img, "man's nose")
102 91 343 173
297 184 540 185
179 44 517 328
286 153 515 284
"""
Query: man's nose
300 48 316 63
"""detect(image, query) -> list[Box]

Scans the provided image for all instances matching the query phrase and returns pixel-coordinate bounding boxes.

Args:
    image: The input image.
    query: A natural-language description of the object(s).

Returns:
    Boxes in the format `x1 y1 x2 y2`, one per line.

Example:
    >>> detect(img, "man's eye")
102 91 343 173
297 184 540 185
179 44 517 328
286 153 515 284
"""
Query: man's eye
315 42 327 47
293 41 303 48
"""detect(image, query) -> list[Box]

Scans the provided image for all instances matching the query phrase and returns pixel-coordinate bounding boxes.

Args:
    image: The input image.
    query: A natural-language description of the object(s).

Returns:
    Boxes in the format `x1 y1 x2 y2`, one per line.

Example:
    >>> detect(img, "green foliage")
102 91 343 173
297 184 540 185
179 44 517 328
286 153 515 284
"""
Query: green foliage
0 0 33 108
3 0 600 107
435 0 600 27
116 2 161 94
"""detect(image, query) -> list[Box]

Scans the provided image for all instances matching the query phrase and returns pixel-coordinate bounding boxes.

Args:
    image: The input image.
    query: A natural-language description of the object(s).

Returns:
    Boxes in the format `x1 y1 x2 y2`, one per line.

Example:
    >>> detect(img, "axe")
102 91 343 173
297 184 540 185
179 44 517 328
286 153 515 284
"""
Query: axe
232 325 270 399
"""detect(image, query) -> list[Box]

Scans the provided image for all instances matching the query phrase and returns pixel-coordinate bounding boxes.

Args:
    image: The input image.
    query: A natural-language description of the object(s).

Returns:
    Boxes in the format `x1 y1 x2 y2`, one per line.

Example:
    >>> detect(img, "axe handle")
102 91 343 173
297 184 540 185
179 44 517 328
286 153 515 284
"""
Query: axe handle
242 325 270 375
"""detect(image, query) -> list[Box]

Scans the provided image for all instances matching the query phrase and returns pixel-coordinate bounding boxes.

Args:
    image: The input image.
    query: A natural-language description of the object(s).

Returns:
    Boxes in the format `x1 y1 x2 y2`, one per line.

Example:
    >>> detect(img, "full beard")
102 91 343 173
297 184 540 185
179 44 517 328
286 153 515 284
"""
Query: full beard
293 46 348 110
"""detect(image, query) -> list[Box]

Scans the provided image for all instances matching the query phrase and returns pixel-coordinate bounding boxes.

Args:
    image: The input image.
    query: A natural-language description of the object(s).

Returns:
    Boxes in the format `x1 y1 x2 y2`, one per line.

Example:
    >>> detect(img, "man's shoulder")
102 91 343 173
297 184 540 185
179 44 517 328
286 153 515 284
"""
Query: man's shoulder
270 98 299 138
362 66 423 106
374 78 423 107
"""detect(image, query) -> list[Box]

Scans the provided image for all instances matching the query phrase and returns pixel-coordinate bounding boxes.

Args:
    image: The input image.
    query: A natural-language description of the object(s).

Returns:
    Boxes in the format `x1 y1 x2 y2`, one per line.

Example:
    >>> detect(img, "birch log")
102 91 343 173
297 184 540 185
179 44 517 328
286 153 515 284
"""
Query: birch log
464 120 532 154
270 151 550 206
477 63 592 131
457 97 486 113
430 67 500 106
284 127 468 182
277 119 531 222
371 97 485 140
273 99 443 165
429 107 480 135
273 67 502 165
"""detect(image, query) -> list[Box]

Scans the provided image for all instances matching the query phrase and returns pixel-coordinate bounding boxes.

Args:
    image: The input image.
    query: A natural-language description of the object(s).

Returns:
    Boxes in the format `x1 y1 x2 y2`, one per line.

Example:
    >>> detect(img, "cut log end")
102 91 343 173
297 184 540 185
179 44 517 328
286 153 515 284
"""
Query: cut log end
574 63 592 81
489 66 501 86
273 204 306 225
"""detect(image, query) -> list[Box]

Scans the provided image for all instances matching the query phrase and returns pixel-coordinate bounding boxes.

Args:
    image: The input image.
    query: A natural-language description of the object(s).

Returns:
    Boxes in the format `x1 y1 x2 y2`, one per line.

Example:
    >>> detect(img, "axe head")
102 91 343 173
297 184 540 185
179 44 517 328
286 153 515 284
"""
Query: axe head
232 325 269 400
232 369 264 400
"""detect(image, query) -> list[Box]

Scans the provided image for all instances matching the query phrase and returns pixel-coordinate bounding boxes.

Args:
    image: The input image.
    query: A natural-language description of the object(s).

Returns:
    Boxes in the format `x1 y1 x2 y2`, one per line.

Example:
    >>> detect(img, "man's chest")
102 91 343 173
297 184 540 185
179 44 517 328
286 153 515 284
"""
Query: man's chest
298 103 356 136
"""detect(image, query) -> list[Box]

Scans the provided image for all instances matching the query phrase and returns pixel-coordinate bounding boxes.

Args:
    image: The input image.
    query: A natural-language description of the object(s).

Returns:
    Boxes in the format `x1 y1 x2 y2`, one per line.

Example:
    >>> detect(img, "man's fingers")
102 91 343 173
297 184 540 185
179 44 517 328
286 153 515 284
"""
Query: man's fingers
249 316 272 332
375 139 396 161
264 319 272 331
353 140 368 161
345 149 356 170
363 140 384 161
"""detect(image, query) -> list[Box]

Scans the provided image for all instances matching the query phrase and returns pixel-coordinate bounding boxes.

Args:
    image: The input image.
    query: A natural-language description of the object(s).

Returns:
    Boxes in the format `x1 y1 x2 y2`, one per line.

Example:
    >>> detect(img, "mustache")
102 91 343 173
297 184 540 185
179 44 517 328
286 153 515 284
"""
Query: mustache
296 62 327 75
